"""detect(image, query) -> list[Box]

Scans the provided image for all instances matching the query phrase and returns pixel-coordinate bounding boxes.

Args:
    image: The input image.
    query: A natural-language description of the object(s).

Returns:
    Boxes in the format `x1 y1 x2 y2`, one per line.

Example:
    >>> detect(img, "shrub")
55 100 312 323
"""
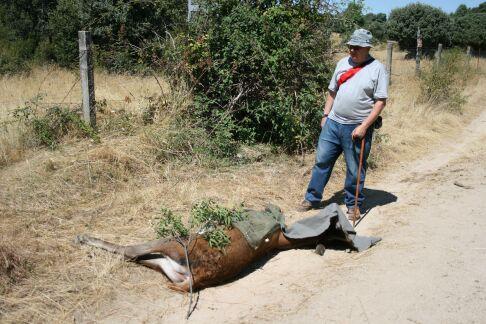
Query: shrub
48 0 187 71
12 98 99 149
419 49 467 111
184 0 333 153
387 3 452 51
0 25 34 74
0 0 57 70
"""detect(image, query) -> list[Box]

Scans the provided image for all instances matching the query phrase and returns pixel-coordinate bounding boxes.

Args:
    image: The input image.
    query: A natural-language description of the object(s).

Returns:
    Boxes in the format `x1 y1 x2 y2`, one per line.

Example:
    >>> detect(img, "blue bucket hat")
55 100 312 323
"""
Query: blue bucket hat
347 29 373 48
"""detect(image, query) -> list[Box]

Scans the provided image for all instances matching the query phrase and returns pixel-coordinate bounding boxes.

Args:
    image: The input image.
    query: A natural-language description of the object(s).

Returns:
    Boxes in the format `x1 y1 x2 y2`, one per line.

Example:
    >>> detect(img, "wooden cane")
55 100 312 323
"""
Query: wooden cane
353 137 365 227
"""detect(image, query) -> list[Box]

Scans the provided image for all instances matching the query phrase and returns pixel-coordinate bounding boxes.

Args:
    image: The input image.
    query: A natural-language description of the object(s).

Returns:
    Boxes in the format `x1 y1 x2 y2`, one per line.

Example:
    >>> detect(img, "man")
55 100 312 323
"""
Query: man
300 29 388 219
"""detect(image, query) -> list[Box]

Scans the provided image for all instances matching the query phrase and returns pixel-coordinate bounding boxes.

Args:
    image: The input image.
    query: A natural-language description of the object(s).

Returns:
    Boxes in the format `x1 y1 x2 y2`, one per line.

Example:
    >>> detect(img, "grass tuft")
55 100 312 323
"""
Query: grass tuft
0 242 31 295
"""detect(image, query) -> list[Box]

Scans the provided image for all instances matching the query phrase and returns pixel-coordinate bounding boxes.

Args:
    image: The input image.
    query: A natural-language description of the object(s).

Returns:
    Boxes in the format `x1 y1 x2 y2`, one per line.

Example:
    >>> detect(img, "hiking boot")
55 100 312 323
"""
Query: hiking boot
347 207 361 221
298 200 320 212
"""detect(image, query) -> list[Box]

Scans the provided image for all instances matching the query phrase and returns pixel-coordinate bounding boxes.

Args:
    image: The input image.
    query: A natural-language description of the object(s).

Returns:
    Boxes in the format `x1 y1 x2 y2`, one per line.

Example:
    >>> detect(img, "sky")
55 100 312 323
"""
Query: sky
363 0 484 14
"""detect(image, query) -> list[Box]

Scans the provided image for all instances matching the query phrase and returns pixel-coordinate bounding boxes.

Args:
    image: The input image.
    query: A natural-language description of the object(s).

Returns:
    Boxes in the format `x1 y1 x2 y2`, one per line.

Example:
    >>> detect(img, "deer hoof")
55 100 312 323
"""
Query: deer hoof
314 243 326 256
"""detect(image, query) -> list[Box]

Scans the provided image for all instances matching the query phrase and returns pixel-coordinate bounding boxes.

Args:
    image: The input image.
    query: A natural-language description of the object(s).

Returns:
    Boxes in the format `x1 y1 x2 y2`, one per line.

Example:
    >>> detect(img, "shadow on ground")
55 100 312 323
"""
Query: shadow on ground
322 187 397 215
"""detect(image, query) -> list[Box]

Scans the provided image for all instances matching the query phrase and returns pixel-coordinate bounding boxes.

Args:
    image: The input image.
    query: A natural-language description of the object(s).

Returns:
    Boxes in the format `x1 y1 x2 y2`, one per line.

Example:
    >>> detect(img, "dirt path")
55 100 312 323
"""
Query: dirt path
155 103 486 323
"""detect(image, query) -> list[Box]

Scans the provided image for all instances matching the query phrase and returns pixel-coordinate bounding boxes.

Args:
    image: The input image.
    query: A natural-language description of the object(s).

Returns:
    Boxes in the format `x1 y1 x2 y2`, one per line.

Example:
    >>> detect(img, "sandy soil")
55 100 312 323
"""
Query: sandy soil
73 87 486 323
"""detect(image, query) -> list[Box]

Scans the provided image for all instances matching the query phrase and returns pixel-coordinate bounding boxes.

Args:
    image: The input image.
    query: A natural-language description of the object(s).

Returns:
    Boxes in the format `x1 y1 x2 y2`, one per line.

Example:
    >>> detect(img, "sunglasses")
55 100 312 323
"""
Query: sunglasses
348 45 364 51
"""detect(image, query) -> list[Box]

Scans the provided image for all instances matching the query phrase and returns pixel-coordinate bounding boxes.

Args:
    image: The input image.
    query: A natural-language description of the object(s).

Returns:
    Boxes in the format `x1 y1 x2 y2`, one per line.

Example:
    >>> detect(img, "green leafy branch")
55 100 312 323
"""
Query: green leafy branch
153 200 245 250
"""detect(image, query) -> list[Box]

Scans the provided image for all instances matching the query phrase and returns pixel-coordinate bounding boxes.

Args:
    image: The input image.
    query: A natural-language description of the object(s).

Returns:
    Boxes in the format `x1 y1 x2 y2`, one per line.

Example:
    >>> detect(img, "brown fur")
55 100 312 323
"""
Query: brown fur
76 227 320 292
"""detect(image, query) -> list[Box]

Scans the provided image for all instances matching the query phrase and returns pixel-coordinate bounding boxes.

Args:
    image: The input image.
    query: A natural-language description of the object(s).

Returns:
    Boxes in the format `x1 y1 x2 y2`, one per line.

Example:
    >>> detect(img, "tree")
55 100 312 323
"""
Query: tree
363 13 387 42
387 3 452 51
333 0 365 35
451 3 486 49
453 4 469 17
471 2 486 13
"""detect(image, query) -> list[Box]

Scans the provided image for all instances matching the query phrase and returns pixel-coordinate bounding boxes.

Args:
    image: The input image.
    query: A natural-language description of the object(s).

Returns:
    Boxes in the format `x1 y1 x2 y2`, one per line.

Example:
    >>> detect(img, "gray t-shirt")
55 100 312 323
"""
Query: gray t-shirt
328 56 388 124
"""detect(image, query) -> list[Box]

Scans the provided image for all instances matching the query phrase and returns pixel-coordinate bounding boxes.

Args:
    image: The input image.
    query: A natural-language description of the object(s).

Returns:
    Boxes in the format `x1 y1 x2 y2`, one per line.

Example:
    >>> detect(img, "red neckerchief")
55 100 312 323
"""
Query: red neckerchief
337 57 375 89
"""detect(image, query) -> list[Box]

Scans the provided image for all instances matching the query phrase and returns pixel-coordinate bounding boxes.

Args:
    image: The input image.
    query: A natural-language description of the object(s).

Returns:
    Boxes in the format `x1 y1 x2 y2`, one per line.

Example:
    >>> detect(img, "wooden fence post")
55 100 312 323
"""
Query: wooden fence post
466 46 472 68
435 43 443 67
78 31 96 128
415 28 422 77
386 41 394 86
477 48 481 70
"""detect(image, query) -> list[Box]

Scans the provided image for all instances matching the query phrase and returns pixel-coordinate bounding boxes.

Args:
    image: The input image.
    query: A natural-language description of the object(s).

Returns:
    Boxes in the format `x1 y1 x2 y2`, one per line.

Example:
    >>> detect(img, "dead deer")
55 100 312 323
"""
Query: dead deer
75 226 327 292
75 204 378 292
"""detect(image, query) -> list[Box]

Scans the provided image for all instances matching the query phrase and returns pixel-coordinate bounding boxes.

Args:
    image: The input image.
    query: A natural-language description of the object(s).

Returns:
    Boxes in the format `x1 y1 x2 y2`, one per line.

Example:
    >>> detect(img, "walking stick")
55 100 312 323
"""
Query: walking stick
353 137 365 227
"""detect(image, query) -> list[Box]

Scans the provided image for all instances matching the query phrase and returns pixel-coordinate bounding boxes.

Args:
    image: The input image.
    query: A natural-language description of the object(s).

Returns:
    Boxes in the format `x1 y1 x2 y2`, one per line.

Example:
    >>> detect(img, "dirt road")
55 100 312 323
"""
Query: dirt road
146 109 485 322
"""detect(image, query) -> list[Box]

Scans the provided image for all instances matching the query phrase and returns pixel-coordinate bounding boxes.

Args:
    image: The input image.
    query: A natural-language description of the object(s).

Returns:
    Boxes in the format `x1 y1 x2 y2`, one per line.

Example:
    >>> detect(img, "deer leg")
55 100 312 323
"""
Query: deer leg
275 231 321 250
75 234 178 259
75 234 190 283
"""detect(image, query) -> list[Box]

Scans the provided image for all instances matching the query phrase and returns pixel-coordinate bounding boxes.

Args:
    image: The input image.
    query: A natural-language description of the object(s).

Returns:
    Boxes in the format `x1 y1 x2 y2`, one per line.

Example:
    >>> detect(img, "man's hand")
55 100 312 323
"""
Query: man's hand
320 117 327 128
352 124 367 140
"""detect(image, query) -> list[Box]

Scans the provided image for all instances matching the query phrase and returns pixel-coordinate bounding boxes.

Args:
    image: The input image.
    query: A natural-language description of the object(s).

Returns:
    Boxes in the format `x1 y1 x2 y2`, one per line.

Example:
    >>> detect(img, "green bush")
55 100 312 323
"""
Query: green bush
48 0 187 71
184 0 333 152
12 99 99 149
419 49 467 111
0 25 34 74
387 3 452 51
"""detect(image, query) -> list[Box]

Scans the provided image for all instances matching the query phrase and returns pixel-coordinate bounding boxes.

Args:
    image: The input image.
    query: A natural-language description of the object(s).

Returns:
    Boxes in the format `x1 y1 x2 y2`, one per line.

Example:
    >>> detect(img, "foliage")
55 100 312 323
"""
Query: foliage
419 49 467 111
184 0 333 152
451 8 486 49
387 3 452 51
0 0 187 71
48 0 187 70
12 98 99 149
363 13 387 42
333 0 365 36
155 207 190 238
154 200 246 250
0 0 57 72
332 2 387 43
0 0 56 41
0 23 33 74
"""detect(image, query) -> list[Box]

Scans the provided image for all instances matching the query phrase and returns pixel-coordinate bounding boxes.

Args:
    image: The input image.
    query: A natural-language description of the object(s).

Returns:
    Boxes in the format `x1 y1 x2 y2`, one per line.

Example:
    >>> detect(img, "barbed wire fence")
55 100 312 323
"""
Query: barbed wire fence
1 26 484 128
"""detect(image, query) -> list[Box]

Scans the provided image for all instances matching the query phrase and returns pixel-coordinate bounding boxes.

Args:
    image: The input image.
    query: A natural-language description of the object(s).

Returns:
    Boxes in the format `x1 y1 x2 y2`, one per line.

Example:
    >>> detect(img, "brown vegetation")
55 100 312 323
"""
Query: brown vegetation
0 243 30 294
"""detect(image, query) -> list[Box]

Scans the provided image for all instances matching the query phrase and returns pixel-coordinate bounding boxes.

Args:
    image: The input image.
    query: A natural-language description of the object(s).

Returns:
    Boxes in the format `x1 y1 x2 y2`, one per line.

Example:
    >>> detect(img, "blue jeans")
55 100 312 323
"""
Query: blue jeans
305 118 373 210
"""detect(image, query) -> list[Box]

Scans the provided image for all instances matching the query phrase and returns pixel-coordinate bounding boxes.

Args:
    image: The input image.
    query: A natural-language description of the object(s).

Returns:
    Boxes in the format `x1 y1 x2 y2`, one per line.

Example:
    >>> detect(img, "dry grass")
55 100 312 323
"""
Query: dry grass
0 66 169 118
0 50 485 322
0 242 30 295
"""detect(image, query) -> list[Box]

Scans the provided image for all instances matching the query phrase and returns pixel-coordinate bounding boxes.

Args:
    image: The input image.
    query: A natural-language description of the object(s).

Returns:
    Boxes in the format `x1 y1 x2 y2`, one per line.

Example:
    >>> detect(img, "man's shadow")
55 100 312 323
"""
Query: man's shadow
322 187 397 221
